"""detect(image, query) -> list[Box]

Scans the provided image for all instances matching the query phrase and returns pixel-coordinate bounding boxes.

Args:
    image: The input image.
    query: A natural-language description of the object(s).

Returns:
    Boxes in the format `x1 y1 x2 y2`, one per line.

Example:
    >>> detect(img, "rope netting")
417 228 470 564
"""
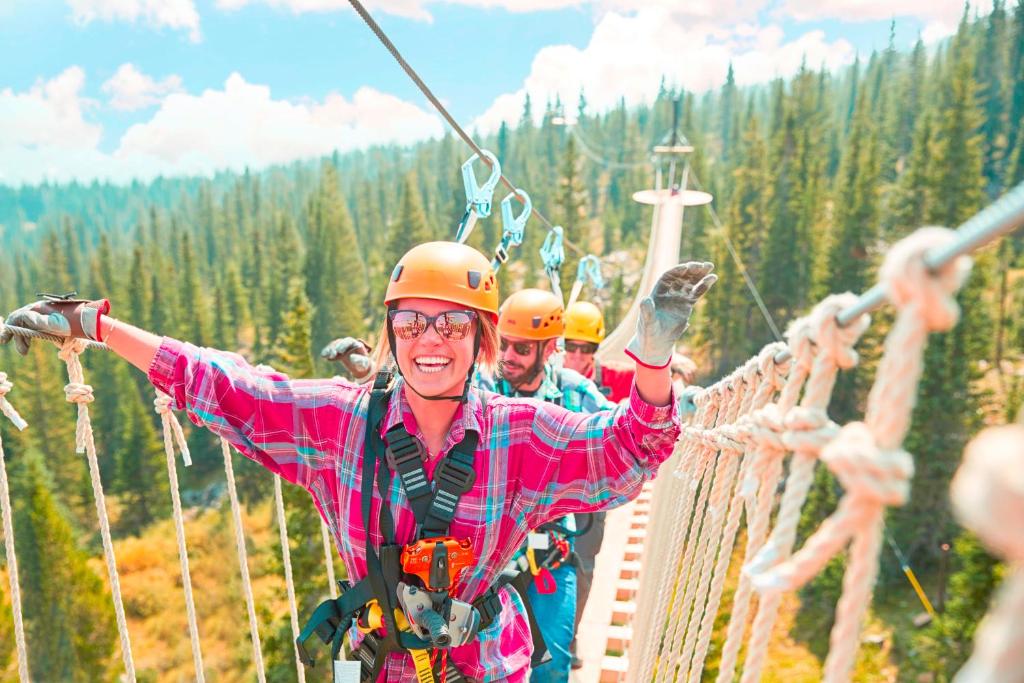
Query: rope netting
624 225 1000 683
0 340 325 680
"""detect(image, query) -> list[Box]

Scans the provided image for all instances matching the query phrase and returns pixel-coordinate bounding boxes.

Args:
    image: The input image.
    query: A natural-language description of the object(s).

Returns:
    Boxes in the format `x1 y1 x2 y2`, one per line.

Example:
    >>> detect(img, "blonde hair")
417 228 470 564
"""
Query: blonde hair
372 309 499 377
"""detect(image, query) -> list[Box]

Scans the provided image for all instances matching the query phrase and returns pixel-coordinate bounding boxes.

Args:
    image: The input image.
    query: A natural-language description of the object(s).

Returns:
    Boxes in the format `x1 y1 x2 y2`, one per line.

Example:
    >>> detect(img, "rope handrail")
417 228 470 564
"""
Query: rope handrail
774 179 1024 363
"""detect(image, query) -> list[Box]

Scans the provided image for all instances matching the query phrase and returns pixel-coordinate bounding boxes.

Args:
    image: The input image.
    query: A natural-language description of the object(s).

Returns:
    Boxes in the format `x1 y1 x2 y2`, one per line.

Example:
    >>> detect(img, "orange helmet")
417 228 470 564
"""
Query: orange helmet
498 289 564 341
564 301 605 344
384 241 499 322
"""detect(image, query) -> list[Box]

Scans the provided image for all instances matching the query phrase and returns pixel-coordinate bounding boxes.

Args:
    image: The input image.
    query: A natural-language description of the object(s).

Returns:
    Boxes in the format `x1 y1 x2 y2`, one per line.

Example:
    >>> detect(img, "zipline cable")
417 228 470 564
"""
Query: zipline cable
687 171 785 343
344 0 588 257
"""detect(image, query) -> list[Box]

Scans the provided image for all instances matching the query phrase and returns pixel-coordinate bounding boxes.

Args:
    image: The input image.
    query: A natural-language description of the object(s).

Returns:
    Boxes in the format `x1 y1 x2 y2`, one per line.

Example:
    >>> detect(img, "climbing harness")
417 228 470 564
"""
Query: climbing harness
455 150 501 244
296 371 548 681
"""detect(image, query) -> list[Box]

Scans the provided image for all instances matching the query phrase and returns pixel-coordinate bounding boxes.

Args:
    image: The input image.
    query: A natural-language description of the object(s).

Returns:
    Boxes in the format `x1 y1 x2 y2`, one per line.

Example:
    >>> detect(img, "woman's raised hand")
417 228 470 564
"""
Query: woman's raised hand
0 295 110 355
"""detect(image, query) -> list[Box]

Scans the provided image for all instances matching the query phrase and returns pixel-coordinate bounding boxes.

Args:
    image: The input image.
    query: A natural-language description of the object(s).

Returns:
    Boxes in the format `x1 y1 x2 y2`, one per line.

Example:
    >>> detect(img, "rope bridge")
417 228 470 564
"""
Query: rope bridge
1 183 1023 681
617 183 1024 683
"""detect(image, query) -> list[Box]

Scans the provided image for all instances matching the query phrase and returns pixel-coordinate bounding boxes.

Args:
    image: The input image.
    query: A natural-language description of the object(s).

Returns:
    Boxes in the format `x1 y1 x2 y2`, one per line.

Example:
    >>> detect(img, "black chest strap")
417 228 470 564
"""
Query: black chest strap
385 422 478 539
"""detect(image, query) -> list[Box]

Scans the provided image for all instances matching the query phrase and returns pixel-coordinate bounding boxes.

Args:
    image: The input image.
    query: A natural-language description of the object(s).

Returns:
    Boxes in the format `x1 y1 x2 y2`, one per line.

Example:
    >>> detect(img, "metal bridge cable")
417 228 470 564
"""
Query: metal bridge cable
774 178 1024 363
687 170 785 342
344 0 587 257
569 126 651 170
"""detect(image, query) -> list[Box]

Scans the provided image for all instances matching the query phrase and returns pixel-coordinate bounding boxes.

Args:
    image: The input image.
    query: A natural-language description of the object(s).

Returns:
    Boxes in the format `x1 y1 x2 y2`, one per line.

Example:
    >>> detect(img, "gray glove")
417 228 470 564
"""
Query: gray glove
1 296 109 355
625 262 717 368
320 337 374 379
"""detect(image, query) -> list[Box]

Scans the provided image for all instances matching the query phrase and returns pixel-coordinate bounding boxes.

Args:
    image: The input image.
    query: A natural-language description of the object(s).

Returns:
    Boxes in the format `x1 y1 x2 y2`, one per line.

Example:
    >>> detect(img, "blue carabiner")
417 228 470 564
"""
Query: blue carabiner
500 189 531 247
576 255 604 290
540 226 565 271
461 150 501 219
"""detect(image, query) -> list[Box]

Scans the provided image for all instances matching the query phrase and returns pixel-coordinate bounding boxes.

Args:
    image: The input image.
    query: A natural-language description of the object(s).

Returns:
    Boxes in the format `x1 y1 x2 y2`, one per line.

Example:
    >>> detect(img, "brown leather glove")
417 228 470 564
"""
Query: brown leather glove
0 295 110 355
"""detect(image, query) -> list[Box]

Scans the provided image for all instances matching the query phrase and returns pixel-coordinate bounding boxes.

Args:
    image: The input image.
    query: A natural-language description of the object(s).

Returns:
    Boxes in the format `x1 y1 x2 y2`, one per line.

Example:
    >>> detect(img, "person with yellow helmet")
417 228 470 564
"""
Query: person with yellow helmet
562 301 635 403
476 288 614 683
3 241 716 682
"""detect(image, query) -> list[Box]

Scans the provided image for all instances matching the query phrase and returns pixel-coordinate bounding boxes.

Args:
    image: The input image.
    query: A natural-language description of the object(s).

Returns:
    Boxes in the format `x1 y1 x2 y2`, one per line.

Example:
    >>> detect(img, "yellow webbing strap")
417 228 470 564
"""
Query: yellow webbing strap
526 548 541 576
410 649 435 683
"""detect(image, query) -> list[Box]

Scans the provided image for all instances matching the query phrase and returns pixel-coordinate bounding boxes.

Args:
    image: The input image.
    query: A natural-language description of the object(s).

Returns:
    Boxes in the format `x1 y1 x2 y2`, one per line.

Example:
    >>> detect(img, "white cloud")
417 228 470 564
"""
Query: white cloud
778 0 995 44
779 0 993 29
0 67 101 151
101 63 184 111
472 7 855 132
116 73 444 170
67 0 201 41
0 70 444 185
215 0 583 21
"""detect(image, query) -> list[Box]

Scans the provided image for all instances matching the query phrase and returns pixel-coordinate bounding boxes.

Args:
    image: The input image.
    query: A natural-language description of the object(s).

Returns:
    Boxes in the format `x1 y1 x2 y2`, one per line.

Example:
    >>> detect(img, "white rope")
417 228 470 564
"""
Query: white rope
321 519 338 599
740 293 870 683
663 362 759 683
274 474 307 683
652 372 750 683
627 393 714 683
58 339 137 682
154 390 205 682
716 338 810 683
641 382 733 683
687 344 788 679
952 425 1024 683
221 438 267 683
746 228 970 682
0 371 30 683
756 229 967 681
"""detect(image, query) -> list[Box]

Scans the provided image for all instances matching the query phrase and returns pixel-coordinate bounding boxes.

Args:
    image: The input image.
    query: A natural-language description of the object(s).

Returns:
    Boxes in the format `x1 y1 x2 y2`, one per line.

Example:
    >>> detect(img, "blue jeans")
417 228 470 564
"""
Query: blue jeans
526 562 578 683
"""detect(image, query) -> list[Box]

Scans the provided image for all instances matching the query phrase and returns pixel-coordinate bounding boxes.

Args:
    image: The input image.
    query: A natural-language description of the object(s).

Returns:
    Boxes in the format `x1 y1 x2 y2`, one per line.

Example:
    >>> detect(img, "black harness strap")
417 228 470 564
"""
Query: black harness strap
384 424 479 539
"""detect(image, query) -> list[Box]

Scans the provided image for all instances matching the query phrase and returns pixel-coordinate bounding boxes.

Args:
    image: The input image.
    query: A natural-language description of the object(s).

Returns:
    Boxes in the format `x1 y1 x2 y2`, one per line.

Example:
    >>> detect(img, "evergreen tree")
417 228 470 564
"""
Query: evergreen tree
705 109 768 372
114 364 169 535
271 278 316 379
11 452 116 681
382 172 434 290
178 232 211 346
976 0 1010 192
759 84 804 325
223 262 252 349
912 533 1002 679
895 23 990 562
719 64 739 162
556 135 589 284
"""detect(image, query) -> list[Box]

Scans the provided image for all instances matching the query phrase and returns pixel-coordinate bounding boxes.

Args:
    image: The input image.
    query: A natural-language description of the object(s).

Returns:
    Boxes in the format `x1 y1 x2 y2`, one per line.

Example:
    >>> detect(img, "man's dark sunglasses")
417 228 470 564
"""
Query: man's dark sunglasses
500 339 535 356
564 340 599 354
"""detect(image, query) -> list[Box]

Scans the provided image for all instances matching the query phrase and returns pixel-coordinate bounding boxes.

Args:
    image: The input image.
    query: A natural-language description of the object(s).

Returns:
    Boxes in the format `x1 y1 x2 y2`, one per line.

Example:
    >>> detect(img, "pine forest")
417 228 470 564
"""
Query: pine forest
1 5 1023 681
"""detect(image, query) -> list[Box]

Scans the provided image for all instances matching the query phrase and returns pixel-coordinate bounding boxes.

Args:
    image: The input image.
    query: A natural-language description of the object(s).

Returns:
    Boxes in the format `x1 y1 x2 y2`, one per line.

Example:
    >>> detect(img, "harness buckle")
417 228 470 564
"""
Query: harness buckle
435 455 476 493
385 429 424 472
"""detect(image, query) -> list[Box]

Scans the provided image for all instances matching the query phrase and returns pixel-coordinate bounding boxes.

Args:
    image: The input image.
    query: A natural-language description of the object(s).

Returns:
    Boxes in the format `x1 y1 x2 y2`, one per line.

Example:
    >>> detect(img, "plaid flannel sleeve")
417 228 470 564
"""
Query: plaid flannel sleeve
509 381 680 530
147 337 366 489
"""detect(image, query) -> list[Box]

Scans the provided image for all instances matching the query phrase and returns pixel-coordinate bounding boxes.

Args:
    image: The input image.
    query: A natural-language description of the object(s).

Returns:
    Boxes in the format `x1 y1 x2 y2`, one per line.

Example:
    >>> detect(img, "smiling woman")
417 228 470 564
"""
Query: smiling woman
1 237 715 682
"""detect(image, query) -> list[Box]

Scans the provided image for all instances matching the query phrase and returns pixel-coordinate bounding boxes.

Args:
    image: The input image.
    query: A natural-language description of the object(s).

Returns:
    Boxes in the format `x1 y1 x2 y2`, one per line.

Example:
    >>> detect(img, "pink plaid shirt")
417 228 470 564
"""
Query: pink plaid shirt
148 338 680 682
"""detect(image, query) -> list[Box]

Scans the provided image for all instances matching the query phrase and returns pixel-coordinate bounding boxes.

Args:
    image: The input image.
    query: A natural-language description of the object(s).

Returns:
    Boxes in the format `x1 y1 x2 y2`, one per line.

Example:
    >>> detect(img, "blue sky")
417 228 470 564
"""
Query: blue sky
0 0 985 185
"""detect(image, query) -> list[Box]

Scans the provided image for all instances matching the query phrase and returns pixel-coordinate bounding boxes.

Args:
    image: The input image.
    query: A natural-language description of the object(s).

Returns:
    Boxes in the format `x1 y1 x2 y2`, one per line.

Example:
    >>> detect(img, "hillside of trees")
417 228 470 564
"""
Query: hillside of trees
0 4 1022 681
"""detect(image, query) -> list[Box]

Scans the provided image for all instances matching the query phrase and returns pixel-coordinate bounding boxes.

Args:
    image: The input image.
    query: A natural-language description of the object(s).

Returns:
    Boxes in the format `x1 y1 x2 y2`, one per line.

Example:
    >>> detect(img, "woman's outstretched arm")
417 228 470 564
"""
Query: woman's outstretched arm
103 316 163 373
